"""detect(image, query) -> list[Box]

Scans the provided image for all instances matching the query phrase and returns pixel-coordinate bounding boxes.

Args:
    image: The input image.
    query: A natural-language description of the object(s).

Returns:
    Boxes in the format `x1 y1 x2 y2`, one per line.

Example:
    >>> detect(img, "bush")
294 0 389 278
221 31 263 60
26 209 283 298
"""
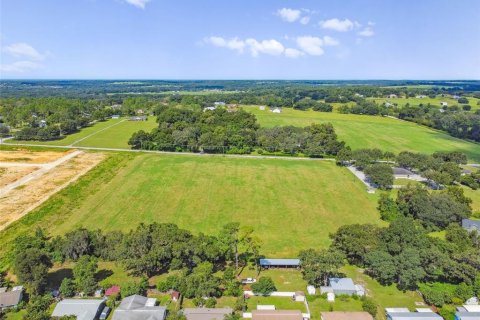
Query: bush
364 164 394 189
251 277 276 296
205 297 217 308
59 278 75 297
362 297 377 317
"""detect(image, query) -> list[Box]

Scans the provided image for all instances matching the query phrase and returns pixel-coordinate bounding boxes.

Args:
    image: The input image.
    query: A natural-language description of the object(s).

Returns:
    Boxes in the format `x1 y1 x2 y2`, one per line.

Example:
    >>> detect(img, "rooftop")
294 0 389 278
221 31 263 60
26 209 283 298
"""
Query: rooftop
182 307 233 320
259 258 300 266
462 219 480 230
330 278 356 291
252 309 303 320
321 311 374 320
0 289 23 308
112 295 166 320
51 299 105 320
386 312 443 319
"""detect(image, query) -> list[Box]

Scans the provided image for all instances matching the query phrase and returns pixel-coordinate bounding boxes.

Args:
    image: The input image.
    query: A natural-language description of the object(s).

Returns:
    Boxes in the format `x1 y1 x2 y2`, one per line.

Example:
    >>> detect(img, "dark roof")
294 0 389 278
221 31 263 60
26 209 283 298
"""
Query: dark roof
259 259 300 266
0 290 23 308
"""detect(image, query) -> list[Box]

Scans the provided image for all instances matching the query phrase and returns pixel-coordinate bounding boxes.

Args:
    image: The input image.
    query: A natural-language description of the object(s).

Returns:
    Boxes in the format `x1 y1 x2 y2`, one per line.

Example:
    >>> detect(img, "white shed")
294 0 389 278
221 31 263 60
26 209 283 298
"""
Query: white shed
307 285 316 295
327 292 335 302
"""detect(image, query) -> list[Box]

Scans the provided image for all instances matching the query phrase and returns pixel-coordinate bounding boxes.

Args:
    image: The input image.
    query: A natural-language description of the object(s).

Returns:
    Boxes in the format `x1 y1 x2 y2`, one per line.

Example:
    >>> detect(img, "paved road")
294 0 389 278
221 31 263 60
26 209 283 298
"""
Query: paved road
0 150 82 197
1 141 336 162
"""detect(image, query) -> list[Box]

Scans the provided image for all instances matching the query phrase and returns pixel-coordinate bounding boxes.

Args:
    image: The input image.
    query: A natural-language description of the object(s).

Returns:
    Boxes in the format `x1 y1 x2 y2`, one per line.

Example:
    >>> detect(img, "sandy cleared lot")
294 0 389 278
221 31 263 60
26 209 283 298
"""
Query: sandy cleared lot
0 150 105 231
0 166 39 188
0 149 71 163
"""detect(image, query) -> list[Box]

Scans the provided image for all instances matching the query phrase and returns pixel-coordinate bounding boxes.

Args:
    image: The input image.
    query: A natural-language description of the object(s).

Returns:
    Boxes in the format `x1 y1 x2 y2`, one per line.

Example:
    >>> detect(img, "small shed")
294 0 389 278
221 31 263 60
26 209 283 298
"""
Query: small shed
307 285 316 295
327 292 335 302
294 291 305 302
171 290 180 302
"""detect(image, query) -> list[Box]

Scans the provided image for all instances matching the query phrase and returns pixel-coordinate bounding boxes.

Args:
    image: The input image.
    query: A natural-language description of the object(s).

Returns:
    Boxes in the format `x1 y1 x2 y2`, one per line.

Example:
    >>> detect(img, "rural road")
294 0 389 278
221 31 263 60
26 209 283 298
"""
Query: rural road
0 141 337 162
0 150 83 197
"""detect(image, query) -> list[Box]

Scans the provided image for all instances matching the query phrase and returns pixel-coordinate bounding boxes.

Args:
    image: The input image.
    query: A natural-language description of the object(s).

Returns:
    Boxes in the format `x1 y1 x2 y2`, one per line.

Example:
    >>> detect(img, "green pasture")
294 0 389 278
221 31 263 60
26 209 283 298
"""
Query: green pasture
244 106 480 162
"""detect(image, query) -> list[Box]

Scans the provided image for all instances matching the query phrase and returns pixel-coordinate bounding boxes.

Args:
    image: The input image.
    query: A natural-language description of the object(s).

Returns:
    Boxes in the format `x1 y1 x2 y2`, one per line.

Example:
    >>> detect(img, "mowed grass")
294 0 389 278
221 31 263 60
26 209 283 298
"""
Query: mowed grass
244 106 480 162
0 152 381 259
75 117 157 149
9 118 124 146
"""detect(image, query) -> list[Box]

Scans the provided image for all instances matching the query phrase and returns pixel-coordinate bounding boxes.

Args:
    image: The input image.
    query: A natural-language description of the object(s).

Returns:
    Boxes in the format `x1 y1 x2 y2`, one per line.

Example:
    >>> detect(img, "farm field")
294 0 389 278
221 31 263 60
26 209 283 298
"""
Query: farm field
244 106 480 162
0 152 381 262
368 96 480 110
75 117 157 148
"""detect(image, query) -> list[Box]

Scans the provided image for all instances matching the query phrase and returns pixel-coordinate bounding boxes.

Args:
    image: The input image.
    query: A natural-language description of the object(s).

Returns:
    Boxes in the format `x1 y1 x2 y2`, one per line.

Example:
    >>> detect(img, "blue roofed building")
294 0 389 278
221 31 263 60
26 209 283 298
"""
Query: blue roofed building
462 219 480 233
259 259 300 268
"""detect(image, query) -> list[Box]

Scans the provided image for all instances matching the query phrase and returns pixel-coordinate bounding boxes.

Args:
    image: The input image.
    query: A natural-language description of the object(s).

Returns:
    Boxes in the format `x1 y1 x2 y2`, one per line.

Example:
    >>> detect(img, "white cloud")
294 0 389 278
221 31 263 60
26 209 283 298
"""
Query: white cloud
2 43 46 61
367 21 376 26
0 60 43 73
277 8 302 22
358 27 375 37
205 36 245 53
296 36 324 56
123 0 150 9
285 48 304 58
245 38 284 57
320 18 354 32
322 36 339 46
299 16 310 25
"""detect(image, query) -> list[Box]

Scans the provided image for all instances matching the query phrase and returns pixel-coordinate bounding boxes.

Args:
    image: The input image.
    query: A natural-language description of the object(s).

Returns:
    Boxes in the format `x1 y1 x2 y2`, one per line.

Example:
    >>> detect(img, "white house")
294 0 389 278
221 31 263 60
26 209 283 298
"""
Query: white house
272 107 282 113
204 106 216 112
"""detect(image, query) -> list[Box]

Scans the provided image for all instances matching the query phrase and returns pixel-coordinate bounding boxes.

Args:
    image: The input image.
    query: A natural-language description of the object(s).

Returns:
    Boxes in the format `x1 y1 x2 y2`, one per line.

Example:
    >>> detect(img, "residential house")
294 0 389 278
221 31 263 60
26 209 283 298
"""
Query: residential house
385 308 443 320
111 115 120 119
462 219 480 233
0 286 23 310
259 258 300 269
51 299 105 320
321 311 374 320
182 307 233 320
271 107 282 113
214 102 226 106
251 309 303 320
203 106 216 112
455 305 480 320
112 295 166 320
388 94 398 98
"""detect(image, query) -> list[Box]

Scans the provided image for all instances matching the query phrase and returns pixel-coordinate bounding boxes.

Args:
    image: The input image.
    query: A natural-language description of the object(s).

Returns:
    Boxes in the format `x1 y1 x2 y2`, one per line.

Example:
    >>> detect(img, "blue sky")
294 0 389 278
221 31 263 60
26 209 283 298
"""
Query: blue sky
1 0 479 79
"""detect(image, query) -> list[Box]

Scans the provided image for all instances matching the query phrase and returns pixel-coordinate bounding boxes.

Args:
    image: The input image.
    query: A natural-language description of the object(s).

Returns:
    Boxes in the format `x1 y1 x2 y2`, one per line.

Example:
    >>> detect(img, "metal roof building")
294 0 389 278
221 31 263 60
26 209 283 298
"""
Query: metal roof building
51 299 105 320
182 307 233 320
462 219 480 232
112 295 166 320
259 259 300 268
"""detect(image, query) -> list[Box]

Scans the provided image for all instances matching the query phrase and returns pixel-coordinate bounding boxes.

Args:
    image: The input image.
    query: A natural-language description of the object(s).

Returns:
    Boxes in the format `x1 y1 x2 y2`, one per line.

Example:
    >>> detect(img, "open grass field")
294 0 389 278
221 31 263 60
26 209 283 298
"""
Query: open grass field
368 96 480 110
9 117 157 148
0 152 381 264
75 117 157 148
244 106 480 162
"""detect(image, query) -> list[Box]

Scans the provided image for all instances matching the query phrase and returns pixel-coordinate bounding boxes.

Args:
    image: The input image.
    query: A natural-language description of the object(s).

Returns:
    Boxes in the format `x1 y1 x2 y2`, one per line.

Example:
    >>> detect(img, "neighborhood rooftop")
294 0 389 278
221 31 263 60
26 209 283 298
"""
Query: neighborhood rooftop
112 295 166 320
259 258 300 267
462 219 480 231
386 312 443 320
51 299 105 320
182 307 233 320
0 287 23 309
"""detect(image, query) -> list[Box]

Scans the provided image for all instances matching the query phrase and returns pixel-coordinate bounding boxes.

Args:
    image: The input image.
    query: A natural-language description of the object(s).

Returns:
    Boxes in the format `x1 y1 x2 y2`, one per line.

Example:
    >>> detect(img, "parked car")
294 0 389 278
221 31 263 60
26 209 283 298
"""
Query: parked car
99 306 110 320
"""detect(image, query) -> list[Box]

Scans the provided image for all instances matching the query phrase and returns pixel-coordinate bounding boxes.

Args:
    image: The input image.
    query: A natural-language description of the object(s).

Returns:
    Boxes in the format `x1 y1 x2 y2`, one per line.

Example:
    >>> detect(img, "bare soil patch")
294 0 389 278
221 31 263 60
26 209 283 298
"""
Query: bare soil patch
0 166 39 188
0 151 105 231
0 149 71 163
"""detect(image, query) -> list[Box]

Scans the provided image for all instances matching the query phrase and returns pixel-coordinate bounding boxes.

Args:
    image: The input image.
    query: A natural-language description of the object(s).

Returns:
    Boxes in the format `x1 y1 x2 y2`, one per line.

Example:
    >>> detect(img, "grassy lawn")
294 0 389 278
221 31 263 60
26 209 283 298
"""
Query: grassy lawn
240 268 307 292
9 118 124 146
368 96 480 110
246 296 307 312
308 295 364 319
342 265 424 320
244 106 480 162
0 152 381 265
75 117 158 149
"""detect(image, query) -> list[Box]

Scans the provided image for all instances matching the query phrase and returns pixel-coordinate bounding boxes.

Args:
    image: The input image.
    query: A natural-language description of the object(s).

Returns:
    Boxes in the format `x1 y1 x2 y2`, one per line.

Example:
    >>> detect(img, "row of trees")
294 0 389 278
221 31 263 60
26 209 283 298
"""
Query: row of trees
129 106 345 156
12 223 261 296
329 217 480 292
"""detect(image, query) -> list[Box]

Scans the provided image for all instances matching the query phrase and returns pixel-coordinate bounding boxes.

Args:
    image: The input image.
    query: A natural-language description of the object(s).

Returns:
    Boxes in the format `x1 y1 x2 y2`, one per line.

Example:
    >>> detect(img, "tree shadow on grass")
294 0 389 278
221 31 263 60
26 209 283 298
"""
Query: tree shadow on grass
48 268 73 290
96 269 114 283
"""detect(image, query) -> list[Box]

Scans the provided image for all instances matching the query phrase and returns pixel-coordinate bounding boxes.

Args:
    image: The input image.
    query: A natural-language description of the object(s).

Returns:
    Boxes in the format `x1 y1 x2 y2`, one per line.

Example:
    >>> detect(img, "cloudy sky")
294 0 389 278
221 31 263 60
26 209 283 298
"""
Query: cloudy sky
1 0 479 79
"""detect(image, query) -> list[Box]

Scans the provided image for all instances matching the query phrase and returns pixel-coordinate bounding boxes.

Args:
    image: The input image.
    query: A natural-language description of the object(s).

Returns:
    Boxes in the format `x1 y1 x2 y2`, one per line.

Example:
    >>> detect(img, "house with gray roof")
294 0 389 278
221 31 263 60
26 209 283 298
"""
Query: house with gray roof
462 219 480 233
259 259 300 268
0 286 23 310
112 295 166 320
455 312 480 320
386 308 443 320
320 278 364 296
182 307 233 320
51 299 105 320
